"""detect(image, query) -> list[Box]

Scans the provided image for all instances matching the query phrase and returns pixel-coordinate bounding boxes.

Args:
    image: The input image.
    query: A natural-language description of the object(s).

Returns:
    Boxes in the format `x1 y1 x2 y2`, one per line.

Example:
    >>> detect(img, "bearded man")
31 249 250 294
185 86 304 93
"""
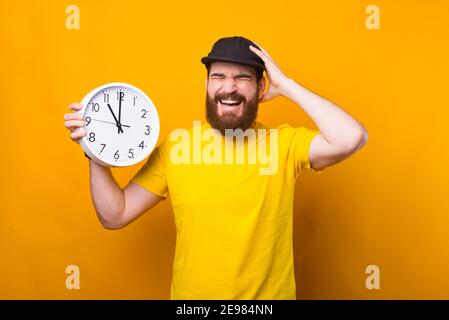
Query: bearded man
63 36 368 299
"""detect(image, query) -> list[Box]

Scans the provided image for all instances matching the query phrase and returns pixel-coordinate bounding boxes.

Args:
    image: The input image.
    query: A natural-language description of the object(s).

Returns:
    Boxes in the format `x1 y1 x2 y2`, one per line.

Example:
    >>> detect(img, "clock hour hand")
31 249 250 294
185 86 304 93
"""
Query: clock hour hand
107 103 124 133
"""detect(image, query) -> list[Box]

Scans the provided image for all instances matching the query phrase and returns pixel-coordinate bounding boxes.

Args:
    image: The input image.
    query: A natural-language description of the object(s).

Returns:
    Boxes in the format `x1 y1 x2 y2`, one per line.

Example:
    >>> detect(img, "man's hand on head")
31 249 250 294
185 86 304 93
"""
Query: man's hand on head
249 43 291 102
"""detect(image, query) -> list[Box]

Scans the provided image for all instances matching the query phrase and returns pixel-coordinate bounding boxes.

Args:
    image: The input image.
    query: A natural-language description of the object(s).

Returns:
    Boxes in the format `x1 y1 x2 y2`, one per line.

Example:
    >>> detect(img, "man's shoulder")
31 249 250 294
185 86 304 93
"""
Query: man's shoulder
260 123 298 139
256 122 296 131
265 123 319 146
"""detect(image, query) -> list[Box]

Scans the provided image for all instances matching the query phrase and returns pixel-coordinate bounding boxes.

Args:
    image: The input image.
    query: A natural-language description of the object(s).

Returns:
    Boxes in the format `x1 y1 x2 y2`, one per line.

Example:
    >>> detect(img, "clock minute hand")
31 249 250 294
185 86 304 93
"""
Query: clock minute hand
107 103 124 134
118 92 123 134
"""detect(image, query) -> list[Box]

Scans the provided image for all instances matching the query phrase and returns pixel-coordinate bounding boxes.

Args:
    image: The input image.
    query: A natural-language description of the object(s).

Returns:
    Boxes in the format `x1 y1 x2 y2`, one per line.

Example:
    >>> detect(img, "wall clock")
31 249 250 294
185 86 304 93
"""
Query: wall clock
79 82 160 167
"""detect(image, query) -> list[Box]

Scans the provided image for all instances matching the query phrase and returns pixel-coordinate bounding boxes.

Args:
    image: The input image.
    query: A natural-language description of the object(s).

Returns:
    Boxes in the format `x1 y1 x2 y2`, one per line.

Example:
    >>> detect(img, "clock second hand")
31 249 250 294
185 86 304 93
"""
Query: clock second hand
90 118 130 128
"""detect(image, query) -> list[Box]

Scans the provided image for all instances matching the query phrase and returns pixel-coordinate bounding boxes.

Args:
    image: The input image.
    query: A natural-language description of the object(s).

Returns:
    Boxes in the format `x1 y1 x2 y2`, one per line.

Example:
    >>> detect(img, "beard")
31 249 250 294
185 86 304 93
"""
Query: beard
205 91 259 136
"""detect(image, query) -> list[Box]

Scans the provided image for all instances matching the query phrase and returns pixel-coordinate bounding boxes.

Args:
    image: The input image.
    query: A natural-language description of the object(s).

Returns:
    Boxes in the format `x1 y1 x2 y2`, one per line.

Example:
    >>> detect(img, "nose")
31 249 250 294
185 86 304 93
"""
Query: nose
221 77 237 93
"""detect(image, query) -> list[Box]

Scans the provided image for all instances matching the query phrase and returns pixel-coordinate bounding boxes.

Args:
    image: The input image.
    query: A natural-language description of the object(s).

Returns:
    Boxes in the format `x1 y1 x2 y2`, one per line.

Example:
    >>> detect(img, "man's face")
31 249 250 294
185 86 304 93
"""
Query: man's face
205 62 264 135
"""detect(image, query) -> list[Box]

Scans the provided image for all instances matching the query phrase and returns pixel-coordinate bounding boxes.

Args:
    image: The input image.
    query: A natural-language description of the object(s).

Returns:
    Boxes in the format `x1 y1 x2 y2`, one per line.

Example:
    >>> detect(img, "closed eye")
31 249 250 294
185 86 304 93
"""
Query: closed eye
235 74 252 80
210 73 253 80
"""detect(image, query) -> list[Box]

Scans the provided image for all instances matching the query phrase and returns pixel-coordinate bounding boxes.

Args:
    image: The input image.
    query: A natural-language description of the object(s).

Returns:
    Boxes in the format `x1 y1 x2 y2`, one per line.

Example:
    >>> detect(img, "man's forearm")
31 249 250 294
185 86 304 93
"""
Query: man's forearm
281 78 367 149
89 160 125 227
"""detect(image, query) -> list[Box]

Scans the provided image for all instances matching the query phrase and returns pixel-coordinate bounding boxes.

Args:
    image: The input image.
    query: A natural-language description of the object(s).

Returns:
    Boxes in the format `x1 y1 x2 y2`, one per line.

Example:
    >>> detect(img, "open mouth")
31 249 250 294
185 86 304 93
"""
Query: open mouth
218 98 244 107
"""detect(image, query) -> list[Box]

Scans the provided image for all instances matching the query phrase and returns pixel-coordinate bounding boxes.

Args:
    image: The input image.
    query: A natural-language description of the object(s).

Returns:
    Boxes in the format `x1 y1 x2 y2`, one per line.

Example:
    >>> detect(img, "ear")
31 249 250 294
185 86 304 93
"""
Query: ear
205 78 208 90
257 75 267 100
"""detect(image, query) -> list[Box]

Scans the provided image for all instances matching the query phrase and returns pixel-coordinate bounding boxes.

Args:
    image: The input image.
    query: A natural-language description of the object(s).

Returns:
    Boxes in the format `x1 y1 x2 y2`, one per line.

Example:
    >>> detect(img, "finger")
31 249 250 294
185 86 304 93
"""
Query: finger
250 43 278 69
71 128 87 142
251 41 272 59
68 103 83 111
249 45 269 63
249 45 264 57
65 120 85 129
64 112 84 121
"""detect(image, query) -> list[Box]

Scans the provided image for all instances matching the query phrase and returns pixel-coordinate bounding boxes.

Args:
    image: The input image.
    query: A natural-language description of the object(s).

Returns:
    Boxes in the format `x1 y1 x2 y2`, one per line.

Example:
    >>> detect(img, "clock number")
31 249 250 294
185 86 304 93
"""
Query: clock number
100 143 106 154
103 93 109 103
145 125 151 135
117 91 125 101
128 149 134 158
141 109 147 118
133 97 137 106
91 102 100 112
139 141 145 149
89 132 96 142
85 116 91 126
114 150 120 160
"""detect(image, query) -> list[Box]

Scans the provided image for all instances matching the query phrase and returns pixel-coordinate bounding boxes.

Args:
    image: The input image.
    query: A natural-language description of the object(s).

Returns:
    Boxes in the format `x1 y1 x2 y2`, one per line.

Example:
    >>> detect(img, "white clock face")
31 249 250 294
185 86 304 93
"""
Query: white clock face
79 83 160 167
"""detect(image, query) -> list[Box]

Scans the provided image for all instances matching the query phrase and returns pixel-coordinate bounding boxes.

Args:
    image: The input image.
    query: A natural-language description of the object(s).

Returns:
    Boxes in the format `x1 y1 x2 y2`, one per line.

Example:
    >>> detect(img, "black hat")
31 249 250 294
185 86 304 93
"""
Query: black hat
201 36 266 73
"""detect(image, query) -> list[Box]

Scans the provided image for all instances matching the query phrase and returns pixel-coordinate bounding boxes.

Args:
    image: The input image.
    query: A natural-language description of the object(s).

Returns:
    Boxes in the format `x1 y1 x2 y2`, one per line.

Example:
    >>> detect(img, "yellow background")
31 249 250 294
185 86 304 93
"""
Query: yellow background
1 0 448 299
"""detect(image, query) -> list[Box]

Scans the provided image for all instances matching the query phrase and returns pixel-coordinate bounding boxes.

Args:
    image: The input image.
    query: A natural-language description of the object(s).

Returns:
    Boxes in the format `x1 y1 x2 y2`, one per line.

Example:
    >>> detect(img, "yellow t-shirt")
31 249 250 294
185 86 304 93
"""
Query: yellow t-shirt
131 121 322 299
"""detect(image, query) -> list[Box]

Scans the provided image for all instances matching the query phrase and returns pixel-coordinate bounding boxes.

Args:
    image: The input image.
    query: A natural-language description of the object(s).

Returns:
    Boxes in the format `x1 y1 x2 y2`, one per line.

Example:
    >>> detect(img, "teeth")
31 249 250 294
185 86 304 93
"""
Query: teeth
220 99 241 104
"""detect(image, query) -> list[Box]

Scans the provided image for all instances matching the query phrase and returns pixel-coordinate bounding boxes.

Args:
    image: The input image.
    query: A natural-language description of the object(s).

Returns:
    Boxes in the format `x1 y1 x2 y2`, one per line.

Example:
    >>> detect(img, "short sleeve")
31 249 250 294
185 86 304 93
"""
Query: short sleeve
290 126 324 176
131 138 169 198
